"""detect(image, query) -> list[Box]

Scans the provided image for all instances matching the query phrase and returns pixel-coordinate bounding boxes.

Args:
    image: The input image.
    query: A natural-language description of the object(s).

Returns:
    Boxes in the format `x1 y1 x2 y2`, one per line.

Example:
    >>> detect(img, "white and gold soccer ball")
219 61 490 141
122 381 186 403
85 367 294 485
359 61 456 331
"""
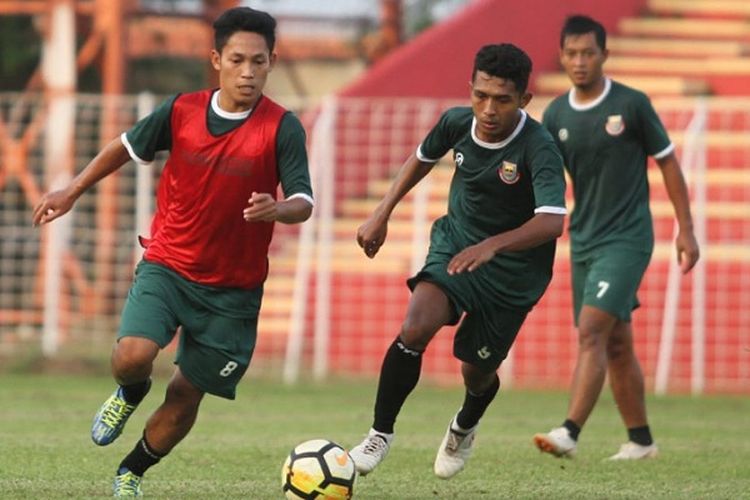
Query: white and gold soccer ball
281 439 357 499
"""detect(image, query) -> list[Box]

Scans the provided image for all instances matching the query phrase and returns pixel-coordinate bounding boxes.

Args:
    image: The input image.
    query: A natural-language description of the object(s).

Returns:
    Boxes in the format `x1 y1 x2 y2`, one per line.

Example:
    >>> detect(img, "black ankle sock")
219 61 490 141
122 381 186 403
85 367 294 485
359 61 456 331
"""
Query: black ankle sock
119 434 166 477
455 374 500 430
563 419 581 441
628 425 653 446
120 379 152 406
373 337 423 434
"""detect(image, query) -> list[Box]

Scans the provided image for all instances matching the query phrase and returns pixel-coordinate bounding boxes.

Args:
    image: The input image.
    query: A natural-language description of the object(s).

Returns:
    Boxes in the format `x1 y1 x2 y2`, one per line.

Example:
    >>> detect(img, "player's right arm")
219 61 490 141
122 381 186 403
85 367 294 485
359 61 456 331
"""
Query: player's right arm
33 95 176 227
357 153 435 258
32 139 131 226
357 109 456 258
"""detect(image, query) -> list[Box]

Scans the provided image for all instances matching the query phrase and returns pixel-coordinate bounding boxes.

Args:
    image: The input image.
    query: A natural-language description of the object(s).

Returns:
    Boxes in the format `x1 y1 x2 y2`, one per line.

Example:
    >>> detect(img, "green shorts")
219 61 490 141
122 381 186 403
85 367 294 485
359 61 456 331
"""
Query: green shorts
407 271 528 374
571 245 652 325
118 260 262 399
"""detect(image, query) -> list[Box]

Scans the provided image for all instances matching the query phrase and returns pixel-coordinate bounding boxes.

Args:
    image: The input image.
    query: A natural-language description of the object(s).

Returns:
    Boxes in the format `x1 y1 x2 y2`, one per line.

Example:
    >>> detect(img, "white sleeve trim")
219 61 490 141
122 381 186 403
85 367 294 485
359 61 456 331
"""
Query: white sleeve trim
120 133 151 165
653 142 675 160
416 145 440 163
286 193 314 206
535 206 567 215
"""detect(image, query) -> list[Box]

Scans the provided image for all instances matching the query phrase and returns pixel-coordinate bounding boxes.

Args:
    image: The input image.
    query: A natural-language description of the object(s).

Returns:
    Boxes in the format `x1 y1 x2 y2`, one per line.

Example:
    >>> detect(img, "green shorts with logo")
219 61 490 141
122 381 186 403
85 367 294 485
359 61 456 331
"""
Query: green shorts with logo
407 268 528 373
571 245 652 325
118 260 262 399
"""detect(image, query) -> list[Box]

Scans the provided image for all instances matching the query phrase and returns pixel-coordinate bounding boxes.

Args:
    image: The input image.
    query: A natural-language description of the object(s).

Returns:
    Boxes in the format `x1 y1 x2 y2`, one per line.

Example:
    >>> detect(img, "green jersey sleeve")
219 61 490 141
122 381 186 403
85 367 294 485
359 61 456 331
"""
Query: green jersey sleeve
122 94 178 163
634 92 673 158
529 130 567 213
417 107 469 162
277 112 313 204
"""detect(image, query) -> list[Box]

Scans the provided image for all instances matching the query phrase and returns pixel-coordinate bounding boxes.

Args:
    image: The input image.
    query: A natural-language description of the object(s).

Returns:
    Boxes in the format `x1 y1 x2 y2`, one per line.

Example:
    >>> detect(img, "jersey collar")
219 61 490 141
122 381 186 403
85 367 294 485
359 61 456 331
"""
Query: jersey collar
568 77 611 111
211 90 253 120
470 110 527 150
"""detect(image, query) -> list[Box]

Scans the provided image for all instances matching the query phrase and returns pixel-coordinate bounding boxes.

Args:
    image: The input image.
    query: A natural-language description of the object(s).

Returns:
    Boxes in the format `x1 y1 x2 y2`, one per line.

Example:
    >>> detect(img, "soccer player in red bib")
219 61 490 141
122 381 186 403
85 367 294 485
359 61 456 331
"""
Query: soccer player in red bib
32 7 313 496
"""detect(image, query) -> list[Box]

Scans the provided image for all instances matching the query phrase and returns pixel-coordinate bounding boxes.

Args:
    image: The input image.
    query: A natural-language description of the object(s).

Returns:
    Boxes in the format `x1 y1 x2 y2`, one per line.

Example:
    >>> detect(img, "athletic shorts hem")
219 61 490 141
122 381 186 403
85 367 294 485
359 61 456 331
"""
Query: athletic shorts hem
406 272 461 325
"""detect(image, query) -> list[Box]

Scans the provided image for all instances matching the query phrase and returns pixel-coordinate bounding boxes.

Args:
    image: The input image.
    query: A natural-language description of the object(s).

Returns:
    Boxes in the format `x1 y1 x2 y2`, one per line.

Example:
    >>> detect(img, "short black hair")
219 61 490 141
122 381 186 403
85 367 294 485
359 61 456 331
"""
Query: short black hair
213 7 277 53
560 15 606 50
472 44 532 94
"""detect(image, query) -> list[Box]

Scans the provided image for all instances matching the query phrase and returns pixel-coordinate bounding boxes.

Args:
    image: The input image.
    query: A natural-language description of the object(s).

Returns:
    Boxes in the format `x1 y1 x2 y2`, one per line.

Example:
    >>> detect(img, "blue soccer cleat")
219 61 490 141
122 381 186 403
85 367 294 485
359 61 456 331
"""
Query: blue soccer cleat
113 468 143 497
91 381 150 446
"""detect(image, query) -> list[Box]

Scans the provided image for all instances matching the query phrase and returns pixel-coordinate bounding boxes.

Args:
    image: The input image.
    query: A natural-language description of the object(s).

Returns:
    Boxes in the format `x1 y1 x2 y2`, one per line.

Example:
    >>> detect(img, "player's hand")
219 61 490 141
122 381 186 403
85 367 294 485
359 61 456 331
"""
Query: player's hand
32 188 75 227
243 192 277 222
357 214 388 258
447 240 496 275
676 229 700 274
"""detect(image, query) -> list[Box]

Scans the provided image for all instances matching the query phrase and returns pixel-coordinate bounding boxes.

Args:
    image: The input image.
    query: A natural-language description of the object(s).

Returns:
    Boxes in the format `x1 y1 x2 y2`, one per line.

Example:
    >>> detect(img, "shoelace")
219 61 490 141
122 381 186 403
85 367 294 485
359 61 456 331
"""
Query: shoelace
362 435 387 455
101 397 134 428
445 431 464 454
116 472 141 495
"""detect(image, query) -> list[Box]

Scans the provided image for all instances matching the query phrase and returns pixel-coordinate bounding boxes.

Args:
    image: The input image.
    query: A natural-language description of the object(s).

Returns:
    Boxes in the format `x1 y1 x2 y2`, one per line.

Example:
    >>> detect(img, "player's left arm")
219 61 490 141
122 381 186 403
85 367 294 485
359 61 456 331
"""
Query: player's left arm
638 92 699 274
447 213 564 275
244 192 312 223
655 151 700 274
244 113 313 224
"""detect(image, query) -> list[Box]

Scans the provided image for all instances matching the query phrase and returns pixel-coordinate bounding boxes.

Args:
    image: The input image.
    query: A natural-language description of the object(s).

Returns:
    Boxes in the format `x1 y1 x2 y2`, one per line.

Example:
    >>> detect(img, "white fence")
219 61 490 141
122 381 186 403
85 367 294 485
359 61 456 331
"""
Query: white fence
1 92 748 393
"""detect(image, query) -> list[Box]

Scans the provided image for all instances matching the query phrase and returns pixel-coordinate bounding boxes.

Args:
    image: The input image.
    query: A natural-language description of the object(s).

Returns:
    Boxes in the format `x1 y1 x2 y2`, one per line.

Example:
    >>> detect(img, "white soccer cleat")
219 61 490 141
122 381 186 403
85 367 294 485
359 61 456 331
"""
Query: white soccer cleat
349 429 392 476
434 419 477 479
608 441 659 460
533 426 577 458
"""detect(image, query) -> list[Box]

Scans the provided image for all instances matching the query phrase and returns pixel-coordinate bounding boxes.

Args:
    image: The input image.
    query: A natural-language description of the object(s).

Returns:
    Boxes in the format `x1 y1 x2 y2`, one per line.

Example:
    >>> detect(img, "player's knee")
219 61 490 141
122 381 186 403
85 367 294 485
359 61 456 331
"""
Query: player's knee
166 373 204 408
399 320 435 351
606 335 632 361
462 364 497 394
111 337 158 383
577 325 609 352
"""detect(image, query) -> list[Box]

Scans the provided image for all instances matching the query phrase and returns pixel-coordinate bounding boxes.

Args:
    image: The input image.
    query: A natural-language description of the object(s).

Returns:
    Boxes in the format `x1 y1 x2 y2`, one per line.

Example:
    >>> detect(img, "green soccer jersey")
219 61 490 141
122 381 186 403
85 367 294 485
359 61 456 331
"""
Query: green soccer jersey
542 78 673 253
417 107 567 309
121 90 313 203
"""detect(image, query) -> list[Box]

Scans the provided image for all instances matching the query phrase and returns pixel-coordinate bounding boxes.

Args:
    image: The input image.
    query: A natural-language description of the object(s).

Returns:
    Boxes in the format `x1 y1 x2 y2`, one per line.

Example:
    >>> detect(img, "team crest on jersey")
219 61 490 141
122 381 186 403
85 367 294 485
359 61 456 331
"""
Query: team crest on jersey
605 115 625 136
454 152 464 167
558 128 569 142
499 161 520 184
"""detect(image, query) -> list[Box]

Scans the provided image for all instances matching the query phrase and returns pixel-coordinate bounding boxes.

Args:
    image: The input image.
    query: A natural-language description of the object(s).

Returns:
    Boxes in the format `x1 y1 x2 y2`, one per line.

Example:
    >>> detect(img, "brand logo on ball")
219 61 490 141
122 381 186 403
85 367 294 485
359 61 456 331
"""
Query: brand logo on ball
558 128 569 141
605 115 625 136
498 161 520 184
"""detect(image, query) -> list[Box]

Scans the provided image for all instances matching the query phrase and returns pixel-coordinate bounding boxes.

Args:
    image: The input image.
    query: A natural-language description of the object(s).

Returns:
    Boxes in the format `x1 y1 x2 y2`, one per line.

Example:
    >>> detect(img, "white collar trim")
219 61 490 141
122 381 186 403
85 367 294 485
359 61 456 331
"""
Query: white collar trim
568 77 611 111
211 90 252 120
470 110 527 149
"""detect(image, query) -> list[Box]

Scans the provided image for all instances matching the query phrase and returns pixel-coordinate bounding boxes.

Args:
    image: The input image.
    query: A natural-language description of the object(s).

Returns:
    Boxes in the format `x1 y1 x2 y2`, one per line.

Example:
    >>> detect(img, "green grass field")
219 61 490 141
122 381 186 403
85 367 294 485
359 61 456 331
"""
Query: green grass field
1 373 748 499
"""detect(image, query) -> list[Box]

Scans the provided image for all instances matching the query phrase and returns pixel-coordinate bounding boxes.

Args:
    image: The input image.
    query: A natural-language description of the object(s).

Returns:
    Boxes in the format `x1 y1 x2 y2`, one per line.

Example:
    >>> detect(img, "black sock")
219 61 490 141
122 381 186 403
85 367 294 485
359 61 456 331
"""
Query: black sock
455 374 500 430
372 337 423 434
563 419 581 441
120 379 152 406
118 434 166 477
628 425 654 446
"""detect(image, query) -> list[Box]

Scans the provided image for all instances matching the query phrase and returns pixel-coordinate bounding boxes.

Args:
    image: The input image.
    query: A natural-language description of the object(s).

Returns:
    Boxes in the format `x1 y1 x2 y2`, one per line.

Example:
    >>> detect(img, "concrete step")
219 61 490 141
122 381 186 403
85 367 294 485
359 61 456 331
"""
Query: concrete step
619 17 750 40
608 36 750 57
606 56 750 76
647 0 750 18
535 73 709 95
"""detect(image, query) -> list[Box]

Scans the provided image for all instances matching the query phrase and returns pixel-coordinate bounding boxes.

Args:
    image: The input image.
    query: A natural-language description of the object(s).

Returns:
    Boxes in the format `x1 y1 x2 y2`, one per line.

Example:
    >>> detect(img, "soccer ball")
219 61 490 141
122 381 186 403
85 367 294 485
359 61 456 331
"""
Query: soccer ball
281 439 357 499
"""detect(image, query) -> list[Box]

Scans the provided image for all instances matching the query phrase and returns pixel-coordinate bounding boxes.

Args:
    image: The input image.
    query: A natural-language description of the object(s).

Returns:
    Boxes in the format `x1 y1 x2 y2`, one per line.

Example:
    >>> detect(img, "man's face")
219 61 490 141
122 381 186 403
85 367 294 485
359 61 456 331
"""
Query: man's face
560 32 607 89
211 31 276 111
470 71 530 143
